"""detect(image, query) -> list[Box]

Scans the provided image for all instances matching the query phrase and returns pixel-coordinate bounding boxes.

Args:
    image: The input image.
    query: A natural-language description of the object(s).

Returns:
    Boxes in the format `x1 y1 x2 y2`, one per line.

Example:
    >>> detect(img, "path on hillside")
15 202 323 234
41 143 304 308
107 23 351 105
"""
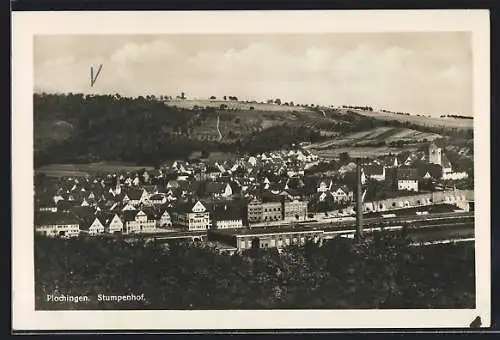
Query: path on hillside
216 111 223 140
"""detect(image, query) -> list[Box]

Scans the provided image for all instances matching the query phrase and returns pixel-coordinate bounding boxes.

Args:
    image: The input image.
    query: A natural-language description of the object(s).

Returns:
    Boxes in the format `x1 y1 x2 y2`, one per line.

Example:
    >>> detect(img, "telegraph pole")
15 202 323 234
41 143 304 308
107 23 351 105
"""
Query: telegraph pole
355 158 364 240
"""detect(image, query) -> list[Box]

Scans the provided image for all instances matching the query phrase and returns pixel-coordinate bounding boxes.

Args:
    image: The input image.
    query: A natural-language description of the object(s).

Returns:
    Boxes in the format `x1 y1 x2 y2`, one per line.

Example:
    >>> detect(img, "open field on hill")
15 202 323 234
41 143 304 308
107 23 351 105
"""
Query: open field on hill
165 99 313 112
36 162 155 177
313 146 420 160
304 127 442 150
187 108 343 142
350 109 473 129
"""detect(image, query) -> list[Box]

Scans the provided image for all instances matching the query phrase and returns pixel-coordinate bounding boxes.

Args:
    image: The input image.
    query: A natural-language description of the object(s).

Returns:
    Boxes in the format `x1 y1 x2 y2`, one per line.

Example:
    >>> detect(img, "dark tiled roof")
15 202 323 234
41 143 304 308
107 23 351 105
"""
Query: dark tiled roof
72 206 95 219
205 165 221 173
363 164 384 176
417 163 443 179
258 190 282 203
142 185 157 194
125 188 144 200
177 180 192 191
173 200 205 214
121 210 139 222
141 207 159 220
331 185 352 193
167 180 180 188
396 168 420 181
190 181 206 194
212 206 243 221
56 200 79 211
442 153 452 168
79 216 105 230
35 212 80 226
101 192 115 201
157 206 171 216
149 193 165 201
205 182 228 195
96 211 116 226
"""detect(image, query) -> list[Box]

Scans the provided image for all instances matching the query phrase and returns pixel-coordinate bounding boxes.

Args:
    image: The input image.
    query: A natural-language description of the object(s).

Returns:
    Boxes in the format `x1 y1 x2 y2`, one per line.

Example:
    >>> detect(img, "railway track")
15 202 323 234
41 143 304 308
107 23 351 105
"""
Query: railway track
301 211 474 229
324 221 474 243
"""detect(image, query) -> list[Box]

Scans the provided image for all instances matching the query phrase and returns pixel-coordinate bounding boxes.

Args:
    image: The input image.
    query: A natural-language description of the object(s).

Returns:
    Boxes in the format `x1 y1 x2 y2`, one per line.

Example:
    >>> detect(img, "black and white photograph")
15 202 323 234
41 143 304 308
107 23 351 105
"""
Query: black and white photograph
12 10 490 330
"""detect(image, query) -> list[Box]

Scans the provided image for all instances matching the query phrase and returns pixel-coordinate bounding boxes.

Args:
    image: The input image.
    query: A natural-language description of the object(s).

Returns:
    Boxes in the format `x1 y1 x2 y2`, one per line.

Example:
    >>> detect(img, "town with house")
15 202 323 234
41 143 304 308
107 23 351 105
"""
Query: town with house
34 141 472 253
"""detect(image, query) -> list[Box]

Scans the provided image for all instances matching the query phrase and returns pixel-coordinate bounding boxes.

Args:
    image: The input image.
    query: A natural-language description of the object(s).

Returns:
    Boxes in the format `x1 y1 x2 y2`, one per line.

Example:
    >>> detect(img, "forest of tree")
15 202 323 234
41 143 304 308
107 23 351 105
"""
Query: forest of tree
34 231 475 310
239 125 324 155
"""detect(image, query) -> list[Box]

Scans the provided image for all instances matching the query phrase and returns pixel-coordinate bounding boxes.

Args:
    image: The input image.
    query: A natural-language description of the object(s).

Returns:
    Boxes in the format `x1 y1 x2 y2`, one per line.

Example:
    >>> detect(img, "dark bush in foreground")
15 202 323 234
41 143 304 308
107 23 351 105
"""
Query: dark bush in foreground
34 231 475 310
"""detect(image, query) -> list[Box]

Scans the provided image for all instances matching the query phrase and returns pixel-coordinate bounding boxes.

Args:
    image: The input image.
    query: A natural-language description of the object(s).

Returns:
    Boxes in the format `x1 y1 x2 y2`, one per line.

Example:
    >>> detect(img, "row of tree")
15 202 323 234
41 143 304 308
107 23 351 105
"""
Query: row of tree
380 109 411 116
440 114 473 120
210 96 239 101
342 105 374 111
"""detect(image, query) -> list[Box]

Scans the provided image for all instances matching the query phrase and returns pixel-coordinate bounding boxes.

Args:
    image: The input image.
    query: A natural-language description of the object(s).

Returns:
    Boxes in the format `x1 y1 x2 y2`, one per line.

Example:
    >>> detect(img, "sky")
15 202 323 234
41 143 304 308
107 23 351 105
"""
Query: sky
34 33 473 117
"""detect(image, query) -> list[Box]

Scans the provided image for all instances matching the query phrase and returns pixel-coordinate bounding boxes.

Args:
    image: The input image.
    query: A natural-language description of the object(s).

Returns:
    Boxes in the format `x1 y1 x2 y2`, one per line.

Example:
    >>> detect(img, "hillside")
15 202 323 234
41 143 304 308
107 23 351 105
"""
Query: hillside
33 93 472 167
33 94 347 166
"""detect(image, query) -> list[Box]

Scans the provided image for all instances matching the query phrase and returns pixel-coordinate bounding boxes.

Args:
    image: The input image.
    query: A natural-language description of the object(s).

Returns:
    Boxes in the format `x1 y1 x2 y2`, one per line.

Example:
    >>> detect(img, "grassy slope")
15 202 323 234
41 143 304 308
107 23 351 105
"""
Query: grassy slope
186 108 344 142
351 109 473 129
306 127 442 150
302 126 445 159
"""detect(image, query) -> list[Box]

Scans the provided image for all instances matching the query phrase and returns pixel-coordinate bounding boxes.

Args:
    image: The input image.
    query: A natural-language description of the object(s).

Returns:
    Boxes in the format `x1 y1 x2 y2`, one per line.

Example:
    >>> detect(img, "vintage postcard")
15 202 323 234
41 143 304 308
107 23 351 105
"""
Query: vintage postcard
12 10 490 330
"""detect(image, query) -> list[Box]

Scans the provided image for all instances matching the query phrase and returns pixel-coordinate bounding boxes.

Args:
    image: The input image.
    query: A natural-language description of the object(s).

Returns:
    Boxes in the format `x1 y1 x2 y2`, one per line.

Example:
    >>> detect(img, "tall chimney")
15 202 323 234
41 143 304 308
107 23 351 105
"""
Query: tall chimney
356 160 363 239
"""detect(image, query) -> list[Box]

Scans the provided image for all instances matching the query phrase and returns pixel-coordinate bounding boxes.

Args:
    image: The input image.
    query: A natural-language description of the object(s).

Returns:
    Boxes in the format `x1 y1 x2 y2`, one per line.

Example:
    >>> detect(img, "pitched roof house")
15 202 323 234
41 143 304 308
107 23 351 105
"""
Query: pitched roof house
210 204 244 229
35 212 81 238
395 168 420 192
204 182 233 198
363 164 385 181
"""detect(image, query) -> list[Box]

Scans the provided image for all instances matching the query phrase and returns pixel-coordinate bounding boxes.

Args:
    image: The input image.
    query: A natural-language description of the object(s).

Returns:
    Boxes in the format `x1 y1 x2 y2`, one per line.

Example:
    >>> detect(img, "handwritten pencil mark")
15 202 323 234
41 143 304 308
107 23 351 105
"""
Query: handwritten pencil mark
90 64 103 87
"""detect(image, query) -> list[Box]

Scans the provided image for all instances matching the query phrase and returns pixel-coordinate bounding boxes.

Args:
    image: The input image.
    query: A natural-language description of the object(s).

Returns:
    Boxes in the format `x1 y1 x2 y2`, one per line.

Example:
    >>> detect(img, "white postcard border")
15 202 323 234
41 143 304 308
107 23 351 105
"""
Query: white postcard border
12 9 491 330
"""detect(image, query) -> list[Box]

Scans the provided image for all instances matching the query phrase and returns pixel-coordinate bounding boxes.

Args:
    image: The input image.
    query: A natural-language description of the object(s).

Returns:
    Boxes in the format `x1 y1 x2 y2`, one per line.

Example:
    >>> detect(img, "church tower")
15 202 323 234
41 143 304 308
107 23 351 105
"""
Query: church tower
115 176 121 196
428 142 442 166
